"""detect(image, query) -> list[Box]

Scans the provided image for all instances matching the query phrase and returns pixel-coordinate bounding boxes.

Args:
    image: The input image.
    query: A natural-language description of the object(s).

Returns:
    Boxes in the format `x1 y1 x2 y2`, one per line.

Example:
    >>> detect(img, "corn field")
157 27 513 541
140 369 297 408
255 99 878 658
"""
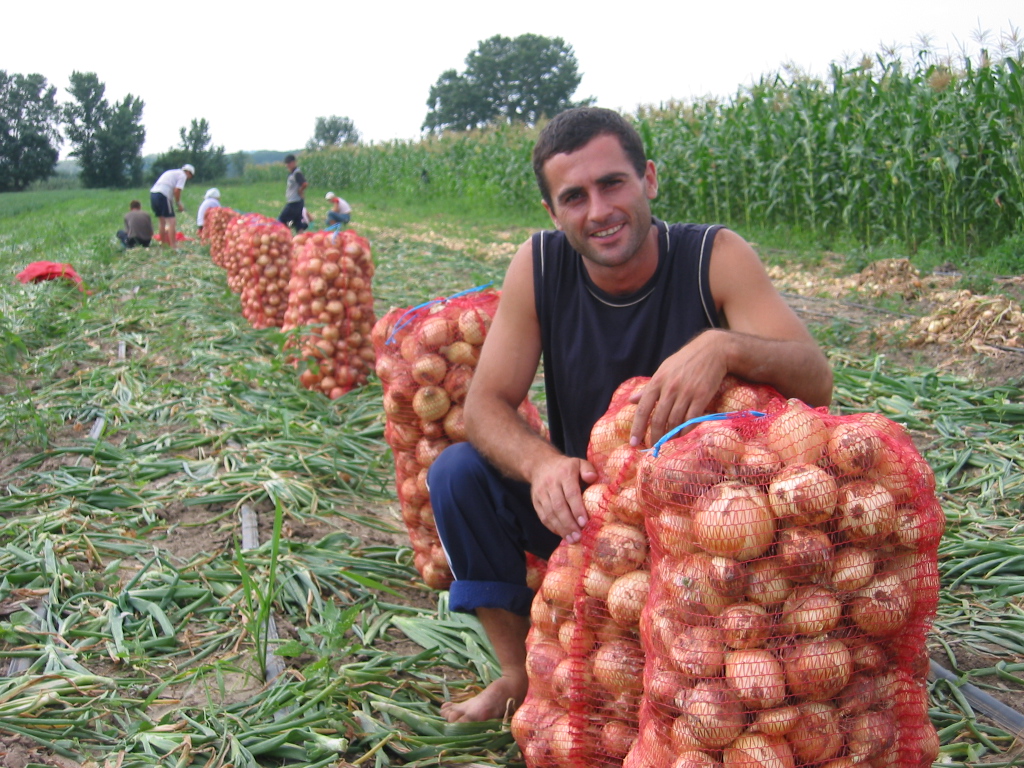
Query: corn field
293 41 1024 259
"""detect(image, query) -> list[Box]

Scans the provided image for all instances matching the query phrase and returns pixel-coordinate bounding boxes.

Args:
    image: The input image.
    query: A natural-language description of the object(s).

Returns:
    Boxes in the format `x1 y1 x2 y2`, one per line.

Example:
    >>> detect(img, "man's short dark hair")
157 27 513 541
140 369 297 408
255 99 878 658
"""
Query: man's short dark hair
284 154 297 164
129 200 141 210
532 107 648 208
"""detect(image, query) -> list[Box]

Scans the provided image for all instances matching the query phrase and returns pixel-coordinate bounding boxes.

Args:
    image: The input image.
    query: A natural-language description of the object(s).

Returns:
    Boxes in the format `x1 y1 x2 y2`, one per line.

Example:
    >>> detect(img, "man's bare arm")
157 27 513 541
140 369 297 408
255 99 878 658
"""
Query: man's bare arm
464 241 597 542
631 228 833 443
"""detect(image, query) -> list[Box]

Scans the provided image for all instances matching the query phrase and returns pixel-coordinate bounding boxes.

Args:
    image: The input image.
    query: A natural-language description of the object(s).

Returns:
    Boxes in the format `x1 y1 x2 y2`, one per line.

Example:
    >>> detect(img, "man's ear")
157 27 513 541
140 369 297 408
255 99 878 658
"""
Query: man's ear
542 199 562 230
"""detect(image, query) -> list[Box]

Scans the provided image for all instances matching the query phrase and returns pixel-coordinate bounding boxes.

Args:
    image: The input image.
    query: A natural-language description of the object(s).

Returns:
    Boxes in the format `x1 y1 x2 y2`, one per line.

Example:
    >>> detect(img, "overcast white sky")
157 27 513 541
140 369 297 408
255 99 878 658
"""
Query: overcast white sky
5 1 1020 158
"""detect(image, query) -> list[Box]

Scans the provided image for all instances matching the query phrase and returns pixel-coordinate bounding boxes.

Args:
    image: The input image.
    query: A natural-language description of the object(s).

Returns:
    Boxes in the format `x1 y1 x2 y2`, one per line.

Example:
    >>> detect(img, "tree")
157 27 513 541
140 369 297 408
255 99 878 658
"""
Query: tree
0 71 62 192
229 150 249 178
306 115 360 150
63 72 146 188
151 118 227 182
423 34 591 133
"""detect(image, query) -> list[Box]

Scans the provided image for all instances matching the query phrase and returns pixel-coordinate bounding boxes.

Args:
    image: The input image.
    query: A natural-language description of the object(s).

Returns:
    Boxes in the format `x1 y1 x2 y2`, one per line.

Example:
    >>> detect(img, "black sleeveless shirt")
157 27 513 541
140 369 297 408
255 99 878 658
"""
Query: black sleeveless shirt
532 219 722 459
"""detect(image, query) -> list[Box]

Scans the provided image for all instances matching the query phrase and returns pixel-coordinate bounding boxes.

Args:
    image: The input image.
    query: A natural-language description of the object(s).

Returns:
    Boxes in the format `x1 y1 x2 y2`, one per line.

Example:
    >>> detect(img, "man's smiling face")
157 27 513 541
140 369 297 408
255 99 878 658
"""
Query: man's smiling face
541 132 659 274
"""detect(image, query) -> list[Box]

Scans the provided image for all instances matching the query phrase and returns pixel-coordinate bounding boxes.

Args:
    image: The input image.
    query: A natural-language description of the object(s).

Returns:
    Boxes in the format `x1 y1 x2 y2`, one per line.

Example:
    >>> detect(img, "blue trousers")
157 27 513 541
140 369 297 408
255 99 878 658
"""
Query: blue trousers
428 442 561 616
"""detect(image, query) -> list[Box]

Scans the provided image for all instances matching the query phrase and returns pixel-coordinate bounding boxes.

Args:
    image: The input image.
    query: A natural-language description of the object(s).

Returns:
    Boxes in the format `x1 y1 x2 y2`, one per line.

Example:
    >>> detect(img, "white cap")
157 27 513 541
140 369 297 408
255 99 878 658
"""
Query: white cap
182 163 196 175
205 188 220 199
325 191 337 200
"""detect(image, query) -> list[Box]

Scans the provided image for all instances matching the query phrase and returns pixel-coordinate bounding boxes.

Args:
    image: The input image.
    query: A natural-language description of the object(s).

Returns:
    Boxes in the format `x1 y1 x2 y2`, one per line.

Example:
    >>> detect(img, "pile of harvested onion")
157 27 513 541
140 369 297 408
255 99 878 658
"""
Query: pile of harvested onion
370 288 545 590
202 206 237 267
283 229 376 399
239 218 293 329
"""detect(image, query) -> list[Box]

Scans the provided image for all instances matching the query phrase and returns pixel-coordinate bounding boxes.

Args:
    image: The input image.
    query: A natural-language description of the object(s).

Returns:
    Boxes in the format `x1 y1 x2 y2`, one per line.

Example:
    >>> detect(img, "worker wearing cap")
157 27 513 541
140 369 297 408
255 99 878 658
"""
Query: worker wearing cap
196 188 221 236
325 192 352 227
150 163 195 249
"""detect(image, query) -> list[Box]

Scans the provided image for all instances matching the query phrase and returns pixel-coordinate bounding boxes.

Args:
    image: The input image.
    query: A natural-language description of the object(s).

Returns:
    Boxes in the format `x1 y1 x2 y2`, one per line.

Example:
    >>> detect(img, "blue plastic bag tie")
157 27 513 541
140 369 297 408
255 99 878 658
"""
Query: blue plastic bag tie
650 410 767 457
385 282 494 346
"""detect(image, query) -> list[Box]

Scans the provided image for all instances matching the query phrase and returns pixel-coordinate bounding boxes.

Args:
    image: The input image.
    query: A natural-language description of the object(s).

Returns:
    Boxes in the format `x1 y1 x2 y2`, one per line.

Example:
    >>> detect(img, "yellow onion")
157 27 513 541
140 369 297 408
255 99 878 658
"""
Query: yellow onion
719 602 772 649
542 564 582 612
647 666 689 711
591 522 648 576
583 483 610 520
671 715 707 752
645 441 724 505
659 555 734 624
766 399 829 466
692 482 775 561
557 619 595 656
837 481 896 544
607 570 650 627
592 640 645 697
600 719 637 761
605 444 641 486
828 420 884 475
830 546 875 591
590 411 632 460
776 526 833 583
836 672 878 716
745 559 794 607
780 584 842 635
412 385 451 423
787 702 842 763
551 655 592 706
671 750 720 768
694 422 745 467
529 595 561 638
669 625 726 680
647 603 686 656
525 639 565 696
649 512 700 557
443 340 478 367
868 444 916 503
582 562 616 601
784 637 852 700
751 706 801 736
848 572 912 636
411 353 447 386
457 306 490 345
609 483 645 527
892 501 945 552
678 680 746 748
733 443 784 487
850 641 888 673
725 648 787 709
846 711 897 762
768 463 838 526
724 733 796 768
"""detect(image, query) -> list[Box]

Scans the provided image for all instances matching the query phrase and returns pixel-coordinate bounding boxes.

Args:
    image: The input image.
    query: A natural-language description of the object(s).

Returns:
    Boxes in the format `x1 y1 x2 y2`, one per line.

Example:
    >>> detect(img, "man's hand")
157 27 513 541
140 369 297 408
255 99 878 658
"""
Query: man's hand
529 455 599 543
177 203 185 213
629 330 729 446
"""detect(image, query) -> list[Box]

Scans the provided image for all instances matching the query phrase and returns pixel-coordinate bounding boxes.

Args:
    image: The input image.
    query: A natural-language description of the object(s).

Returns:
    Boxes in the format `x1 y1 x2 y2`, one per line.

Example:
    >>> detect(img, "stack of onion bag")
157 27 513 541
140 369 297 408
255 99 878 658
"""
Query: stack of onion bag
512 376 783 767
202 206 237 267
239 217 293 329
283 229 376 399
628 398 942 768
370 287 546 591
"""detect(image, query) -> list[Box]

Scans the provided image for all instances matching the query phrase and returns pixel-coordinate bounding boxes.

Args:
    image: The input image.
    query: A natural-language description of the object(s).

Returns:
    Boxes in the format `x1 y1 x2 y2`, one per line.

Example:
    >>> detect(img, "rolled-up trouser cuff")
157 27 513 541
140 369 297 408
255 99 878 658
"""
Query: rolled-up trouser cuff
449 580 537 617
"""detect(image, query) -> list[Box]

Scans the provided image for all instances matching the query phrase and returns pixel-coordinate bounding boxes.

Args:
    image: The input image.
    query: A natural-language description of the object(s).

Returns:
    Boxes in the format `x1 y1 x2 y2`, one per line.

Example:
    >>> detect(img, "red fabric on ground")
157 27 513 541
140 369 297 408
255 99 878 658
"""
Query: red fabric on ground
16 261 86 291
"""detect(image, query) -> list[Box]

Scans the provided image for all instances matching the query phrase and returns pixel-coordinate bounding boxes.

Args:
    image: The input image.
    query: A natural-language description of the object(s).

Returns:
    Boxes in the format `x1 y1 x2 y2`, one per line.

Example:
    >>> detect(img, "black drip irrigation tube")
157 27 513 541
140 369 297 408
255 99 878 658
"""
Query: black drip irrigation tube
930 660 1024 735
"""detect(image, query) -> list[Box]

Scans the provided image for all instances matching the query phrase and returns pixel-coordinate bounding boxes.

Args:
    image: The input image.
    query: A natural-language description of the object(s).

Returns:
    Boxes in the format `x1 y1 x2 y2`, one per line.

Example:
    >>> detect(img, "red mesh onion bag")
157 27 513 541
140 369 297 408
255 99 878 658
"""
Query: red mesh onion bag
203 206 237 266
514 376 785 768
239 217 293 329
283 229 376 398
221 213 266 294
369 286 546 590
630 398 943 768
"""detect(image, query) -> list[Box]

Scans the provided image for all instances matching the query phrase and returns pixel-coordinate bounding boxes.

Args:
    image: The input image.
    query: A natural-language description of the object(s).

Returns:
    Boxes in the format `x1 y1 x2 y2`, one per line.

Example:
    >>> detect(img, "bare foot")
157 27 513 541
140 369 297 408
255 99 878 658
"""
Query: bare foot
441 673 528 723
